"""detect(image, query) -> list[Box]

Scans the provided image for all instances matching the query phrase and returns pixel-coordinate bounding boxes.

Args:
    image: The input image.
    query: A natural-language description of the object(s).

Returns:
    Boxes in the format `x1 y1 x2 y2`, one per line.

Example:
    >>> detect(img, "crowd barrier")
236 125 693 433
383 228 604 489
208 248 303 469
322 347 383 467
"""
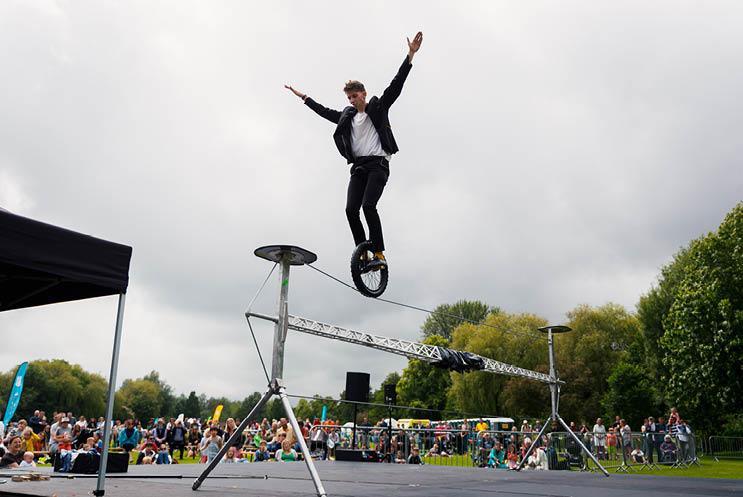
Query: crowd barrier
305 425 705 472
707 436 743 461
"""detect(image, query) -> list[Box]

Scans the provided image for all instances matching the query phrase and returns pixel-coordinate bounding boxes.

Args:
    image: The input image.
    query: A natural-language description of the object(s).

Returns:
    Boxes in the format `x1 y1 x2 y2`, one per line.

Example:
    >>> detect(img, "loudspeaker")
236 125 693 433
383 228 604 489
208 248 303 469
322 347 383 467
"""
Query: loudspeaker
345 372 370 403
384 383 397 405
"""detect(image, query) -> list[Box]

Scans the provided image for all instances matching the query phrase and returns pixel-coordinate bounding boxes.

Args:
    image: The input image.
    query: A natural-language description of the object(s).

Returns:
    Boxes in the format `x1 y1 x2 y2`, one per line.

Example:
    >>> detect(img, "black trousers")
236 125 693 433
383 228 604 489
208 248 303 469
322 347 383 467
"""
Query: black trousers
346 156 389 253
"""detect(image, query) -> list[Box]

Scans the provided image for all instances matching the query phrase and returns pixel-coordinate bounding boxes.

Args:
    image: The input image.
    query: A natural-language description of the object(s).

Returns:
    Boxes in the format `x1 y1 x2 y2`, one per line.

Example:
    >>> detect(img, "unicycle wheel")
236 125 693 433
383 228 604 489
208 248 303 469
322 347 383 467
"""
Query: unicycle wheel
350 241 389 298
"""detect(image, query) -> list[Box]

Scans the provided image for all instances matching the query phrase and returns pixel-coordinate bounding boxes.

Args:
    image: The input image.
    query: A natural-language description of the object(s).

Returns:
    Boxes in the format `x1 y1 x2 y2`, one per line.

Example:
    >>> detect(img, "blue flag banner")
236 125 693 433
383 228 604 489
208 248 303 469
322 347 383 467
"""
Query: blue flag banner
3 362 29 425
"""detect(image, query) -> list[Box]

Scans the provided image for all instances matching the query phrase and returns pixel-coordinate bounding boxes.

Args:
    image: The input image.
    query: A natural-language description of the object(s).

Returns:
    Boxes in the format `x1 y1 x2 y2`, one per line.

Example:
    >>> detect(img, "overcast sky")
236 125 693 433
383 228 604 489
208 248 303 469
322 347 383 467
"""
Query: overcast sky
1 1 741 404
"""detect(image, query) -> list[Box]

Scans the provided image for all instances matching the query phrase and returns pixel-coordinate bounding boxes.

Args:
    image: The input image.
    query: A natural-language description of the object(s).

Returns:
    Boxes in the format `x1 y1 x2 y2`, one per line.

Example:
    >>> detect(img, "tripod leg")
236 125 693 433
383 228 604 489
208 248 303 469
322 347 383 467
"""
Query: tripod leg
556 415 609 477
279 389 327 497
192 386 274 490
517 417 551 470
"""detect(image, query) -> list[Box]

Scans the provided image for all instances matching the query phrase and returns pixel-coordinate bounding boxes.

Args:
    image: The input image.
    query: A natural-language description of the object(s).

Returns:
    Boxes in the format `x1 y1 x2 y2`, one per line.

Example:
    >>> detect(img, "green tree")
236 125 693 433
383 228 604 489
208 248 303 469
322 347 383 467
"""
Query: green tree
601 361 656 428
396 335 452 419
183 391 203 418
448 312 548 417
420 300 498 341
659 203 743 430
115 378 161 421
557 303 642 424
368 372 401 421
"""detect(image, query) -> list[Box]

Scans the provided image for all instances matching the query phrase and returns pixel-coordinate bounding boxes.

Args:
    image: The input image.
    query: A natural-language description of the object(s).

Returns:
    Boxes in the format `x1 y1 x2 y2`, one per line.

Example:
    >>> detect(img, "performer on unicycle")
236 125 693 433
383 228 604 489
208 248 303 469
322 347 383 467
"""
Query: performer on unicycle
285 31 423 271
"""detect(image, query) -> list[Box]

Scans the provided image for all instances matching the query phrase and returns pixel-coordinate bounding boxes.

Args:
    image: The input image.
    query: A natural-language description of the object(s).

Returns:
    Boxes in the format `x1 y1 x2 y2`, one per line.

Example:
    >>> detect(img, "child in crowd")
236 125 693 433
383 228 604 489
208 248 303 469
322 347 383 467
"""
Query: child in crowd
506 443 519 470
407 446 423 465
222 446 239 463
58 433 74 472
19 451 36 468
488 442 506 469
606 428 618 461
631 446 646 464
254 441 271 462
395 450 406 464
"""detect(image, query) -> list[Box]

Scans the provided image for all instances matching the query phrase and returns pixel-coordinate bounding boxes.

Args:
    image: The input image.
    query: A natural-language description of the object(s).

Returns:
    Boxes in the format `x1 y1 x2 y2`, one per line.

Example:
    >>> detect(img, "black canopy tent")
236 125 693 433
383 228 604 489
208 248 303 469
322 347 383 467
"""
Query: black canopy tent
0 209 132 496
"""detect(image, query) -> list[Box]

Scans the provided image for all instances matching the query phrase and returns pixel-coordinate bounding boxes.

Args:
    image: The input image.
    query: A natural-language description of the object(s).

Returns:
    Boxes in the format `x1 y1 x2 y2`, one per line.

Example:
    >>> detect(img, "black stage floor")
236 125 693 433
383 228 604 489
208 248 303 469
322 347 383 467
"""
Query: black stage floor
1 462 742 497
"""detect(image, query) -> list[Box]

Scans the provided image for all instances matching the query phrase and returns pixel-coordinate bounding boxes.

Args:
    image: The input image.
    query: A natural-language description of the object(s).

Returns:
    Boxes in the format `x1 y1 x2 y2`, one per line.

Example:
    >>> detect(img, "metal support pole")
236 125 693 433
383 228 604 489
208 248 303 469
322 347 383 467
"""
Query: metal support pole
557 415 609 476
516 416 551 470
192 386 274 490
351 404 358 450
271 256 291 381
94 293 126 497
279 388 327 497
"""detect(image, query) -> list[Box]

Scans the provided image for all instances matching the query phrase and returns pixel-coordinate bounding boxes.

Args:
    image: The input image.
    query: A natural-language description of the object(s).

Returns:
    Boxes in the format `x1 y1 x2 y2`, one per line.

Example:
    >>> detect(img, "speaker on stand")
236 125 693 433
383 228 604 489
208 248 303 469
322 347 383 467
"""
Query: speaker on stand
345 372 370 450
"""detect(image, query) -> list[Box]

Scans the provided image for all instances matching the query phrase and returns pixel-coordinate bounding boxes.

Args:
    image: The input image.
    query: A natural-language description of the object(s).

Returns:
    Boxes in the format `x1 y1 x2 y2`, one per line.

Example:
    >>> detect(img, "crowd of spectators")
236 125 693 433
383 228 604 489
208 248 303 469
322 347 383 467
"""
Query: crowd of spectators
0 406 697 470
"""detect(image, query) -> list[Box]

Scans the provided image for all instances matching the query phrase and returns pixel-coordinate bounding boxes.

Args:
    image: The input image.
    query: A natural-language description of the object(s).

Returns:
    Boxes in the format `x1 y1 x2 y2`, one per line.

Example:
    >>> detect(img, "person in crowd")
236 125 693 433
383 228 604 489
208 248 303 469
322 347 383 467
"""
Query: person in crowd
0 436 24 468
619 419 632 460
425 442 448 458
29 411 43 434
186 423 202 459
275 439 298 462
653 416 668 464
58 433 75 472
254 441 271 462
153 419 168 447
526 445 549 470
668 407 681 434
21 427 42 454
506 443 519 470
156 443 173 464
201 426 223 464
136 441 158 465
222 446 239 463
488 441 506 469
19 451 36 468
395 450 406 463
49 417 72 455
118 419 141 462
660 435 677 463
592 418 607 460
407 446 423 465
169 419 187 460
631 443 646 464
676 419 691 462
606 427 618 461
222 418 242 455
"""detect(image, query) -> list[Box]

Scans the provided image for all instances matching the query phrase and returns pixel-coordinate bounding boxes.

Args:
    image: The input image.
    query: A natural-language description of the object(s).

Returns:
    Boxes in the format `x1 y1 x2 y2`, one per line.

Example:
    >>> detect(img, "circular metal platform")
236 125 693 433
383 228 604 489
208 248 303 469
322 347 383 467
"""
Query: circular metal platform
254 245 317 265
538 325 572 334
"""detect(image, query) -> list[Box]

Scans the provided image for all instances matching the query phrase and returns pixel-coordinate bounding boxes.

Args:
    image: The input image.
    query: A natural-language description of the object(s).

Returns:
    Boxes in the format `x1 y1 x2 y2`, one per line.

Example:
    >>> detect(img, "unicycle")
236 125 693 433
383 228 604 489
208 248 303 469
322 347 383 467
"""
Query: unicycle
350 240 388 298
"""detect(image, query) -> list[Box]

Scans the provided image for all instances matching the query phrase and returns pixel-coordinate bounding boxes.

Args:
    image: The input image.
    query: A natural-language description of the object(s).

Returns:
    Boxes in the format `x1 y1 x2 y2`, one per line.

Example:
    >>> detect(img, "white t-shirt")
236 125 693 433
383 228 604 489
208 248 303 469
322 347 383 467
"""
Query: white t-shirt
351 112 389 159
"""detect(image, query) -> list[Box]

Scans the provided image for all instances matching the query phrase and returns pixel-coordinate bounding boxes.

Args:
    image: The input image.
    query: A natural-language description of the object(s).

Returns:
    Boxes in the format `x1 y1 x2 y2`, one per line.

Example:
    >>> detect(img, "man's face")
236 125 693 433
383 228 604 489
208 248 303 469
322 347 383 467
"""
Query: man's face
346 90 367 110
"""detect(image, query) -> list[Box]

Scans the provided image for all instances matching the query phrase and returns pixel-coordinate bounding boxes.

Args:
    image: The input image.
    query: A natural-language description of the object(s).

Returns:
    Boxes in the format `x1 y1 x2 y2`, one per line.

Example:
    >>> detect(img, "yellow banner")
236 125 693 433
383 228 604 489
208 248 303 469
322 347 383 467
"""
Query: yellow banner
212 405 224 423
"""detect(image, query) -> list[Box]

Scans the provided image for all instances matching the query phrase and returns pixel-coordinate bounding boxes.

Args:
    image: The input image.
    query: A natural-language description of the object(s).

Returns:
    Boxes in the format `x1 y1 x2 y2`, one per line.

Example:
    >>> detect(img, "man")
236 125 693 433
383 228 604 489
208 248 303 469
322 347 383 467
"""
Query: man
285 32 423 268
50 417 72 455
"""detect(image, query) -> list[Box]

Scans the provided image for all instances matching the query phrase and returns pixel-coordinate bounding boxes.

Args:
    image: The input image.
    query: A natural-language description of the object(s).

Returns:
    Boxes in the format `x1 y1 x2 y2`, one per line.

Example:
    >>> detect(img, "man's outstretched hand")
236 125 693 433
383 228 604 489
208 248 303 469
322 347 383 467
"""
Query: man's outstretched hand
285 84 306 101
407 31 423 62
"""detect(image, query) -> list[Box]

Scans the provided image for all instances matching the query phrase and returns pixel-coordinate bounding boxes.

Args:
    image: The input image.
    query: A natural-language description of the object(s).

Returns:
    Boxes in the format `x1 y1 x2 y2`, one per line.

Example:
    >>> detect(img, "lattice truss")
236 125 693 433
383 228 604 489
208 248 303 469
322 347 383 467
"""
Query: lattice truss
249 311 556 384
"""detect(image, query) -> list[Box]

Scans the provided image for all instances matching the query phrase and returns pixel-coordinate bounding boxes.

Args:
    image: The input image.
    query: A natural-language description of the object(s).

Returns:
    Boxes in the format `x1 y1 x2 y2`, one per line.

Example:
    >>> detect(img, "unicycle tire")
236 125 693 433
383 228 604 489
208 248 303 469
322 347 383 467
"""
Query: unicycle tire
350 241 389 298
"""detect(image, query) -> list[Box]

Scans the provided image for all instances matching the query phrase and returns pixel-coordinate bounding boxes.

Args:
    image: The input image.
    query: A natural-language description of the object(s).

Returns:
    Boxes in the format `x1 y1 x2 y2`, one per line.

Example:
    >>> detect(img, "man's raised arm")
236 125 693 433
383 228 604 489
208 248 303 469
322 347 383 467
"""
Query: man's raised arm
285 84 341 124
380 31 423 109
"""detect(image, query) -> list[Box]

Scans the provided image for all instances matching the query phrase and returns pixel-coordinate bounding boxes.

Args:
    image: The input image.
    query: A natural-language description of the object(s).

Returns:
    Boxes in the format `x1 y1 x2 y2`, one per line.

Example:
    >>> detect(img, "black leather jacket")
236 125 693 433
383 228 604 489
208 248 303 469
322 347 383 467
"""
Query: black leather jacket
304 56 413 164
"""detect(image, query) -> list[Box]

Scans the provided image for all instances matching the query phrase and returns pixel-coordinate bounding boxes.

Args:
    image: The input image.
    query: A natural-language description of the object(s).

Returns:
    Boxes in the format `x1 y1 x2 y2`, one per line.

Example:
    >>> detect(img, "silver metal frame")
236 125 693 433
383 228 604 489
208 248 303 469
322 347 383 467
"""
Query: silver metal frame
517 326 609 476
193 248 327 496
247 312 558 385
94 293 127 496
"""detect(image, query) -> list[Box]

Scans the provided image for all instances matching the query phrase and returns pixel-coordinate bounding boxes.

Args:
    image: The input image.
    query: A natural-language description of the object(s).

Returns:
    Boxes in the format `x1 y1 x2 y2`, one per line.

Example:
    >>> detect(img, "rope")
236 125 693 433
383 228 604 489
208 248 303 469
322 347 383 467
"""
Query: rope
246 262 278 383
306 263 543 343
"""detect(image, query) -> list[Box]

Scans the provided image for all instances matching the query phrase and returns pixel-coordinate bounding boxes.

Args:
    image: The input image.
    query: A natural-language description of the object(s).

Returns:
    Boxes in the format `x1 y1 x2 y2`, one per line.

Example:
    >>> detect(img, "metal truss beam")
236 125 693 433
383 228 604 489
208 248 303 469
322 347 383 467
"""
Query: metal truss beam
247 312 558 384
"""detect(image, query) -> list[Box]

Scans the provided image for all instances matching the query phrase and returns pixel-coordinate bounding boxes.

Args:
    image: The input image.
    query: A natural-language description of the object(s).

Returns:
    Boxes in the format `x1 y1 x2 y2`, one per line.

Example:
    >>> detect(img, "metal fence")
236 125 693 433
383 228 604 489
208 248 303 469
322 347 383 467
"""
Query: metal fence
304 425 707 472
707 436 743 461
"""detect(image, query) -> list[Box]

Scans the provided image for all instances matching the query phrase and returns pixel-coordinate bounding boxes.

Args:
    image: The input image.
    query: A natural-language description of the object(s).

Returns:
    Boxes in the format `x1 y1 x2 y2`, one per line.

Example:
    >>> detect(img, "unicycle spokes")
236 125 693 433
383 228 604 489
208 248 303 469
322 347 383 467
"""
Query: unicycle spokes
350 241 389 298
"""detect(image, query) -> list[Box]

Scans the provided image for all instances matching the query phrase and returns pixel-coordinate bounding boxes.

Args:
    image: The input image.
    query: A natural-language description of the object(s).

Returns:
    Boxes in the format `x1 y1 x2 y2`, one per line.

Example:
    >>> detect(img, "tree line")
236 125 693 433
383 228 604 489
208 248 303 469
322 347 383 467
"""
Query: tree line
1 203 740 435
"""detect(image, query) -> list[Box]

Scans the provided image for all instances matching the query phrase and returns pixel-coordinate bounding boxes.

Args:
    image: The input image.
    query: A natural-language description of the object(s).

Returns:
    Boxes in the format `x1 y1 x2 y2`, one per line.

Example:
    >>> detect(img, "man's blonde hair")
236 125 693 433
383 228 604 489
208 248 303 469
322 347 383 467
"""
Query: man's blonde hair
343 80 365 93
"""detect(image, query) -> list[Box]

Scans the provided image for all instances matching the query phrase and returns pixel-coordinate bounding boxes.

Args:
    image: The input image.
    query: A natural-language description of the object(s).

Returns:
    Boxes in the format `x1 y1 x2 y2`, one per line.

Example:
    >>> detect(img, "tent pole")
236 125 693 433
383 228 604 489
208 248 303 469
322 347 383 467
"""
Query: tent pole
94 293 126 496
